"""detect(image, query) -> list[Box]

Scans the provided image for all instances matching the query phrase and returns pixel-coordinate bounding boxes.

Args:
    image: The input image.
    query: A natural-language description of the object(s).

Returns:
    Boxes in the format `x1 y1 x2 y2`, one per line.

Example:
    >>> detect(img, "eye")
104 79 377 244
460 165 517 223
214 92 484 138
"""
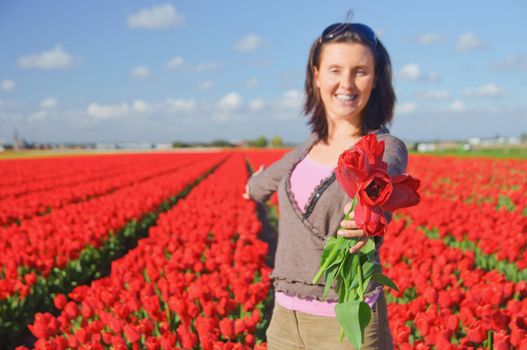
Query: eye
356 69 367 75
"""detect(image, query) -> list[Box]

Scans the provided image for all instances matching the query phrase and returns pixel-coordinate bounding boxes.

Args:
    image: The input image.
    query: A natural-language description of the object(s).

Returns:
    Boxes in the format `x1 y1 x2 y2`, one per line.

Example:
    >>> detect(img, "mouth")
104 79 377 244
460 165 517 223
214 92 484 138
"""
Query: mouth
335 94 358 102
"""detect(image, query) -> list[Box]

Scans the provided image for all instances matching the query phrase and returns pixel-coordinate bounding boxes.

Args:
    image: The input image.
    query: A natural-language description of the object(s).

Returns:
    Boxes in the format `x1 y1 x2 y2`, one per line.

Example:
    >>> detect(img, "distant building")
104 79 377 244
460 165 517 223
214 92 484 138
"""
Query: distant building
468 136 522 146
154 143 173 150
416 143 437 152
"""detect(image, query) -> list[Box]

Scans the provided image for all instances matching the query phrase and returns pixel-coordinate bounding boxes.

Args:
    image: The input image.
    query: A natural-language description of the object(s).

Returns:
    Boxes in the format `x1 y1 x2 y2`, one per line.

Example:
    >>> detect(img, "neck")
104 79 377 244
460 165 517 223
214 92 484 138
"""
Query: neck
325 118 361 145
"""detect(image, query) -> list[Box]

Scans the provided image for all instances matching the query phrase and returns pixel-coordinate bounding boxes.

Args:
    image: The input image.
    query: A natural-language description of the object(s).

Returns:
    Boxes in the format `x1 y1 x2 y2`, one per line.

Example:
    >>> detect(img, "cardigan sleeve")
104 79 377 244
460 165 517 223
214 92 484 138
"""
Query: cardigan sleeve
246 134 316 203
380 135 409 224
382 135 409 177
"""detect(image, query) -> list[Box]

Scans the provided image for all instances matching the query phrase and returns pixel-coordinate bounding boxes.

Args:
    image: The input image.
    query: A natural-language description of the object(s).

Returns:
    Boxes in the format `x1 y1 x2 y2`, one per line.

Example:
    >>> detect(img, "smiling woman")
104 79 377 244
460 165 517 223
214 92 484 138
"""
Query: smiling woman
244 18 407 350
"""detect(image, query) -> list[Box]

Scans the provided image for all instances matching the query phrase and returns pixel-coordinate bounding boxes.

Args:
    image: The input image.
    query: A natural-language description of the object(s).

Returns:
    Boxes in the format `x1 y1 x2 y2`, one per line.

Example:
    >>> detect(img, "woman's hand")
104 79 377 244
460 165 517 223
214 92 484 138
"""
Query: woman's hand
242 165 265 200
337 201 369 254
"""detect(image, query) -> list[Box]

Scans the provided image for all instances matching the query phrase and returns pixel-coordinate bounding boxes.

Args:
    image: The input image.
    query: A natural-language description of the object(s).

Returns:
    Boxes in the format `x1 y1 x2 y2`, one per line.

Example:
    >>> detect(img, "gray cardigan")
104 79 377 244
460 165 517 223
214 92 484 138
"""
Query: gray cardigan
247 126 408 302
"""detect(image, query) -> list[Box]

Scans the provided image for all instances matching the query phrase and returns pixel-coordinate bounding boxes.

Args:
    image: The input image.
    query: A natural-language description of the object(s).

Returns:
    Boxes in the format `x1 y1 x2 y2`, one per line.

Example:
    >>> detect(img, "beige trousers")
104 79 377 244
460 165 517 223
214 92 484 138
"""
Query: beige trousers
266 292 394 350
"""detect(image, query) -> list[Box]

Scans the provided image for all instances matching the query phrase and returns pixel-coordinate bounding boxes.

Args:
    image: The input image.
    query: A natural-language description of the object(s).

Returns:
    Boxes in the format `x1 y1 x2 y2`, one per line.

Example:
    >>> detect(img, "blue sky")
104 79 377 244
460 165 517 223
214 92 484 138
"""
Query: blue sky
0 0 526 144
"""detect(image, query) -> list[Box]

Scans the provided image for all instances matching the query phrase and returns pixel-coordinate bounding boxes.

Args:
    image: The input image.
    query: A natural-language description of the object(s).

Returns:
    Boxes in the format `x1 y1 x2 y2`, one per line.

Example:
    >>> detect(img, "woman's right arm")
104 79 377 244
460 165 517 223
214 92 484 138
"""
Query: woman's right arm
243 148 300 203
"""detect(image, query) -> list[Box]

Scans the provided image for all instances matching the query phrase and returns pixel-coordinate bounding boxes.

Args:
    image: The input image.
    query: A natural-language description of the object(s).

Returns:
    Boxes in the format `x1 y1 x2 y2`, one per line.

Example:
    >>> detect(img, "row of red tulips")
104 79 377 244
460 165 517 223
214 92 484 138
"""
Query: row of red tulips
0 154 225 347
0 155 132 197
22 153 270 350
0 153 223 298
410 155 526 214
405 175 527 272
381 214 527 349
0 154 213 226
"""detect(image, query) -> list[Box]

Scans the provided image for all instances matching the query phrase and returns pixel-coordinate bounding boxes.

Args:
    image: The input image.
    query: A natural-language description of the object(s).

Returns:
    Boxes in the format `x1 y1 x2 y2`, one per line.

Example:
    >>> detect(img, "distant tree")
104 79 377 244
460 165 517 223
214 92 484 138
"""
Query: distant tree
209 139 234 147
249 136 268 148
270 136 284 148
172 140 190 148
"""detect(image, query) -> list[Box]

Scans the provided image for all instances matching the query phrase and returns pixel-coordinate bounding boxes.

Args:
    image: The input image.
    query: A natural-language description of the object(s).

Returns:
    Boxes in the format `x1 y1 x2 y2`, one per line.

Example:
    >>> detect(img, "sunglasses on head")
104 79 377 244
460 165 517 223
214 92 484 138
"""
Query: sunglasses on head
319 22 377 46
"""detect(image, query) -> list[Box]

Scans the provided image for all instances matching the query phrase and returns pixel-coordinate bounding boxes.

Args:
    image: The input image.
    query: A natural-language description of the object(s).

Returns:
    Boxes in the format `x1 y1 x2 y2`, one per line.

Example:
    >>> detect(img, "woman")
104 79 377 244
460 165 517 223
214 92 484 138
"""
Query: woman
244 22 407 349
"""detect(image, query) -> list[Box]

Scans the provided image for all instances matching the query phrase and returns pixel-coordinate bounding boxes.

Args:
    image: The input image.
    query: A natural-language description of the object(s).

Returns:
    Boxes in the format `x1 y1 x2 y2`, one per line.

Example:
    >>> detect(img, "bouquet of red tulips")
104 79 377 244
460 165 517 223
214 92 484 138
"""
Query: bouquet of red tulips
313 134 421 349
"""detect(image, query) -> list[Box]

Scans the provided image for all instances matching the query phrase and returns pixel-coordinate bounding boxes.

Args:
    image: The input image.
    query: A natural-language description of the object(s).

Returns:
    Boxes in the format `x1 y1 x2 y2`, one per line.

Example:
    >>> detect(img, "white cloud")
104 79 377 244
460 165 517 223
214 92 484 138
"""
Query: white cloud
18 45 79 70
165 56 184 70
424 72 440 83
128 3 184 29
132 100 148 113
399 63 421 80
0 98 17 109
456 33 485 52
280 89 303 110
130 66 150 79
234 33 265 52
450 100 466 112
218 92 242 111
40 97 58 109
462 83 504 97
166 98 197 113
417 33 446 45
27 110 49 123
246 78 259 87
421 90 450 100
1 79 15 92
493 53 527 71
87 102 129 119
249 99 264 111
198 80 213 90
397 102 417 114
195 62 220 72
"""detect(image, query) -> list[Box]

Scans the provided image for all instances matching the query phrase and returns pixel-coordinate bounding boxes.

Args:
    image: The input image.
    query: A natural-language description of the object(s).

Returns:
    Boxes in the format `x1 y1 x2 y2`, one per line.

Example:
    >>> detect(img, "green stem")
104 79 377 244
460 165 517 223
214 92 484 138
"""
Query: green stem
357 261 364 300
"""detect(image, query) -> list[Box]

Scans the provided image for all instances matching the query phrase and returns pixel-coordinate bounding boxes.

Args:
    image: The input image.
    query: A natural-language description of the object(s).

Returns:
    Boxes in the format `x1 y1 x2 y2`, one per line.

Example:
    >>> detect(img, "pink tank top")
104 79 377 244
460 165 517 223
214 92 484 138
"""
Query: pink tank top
275 155 382 316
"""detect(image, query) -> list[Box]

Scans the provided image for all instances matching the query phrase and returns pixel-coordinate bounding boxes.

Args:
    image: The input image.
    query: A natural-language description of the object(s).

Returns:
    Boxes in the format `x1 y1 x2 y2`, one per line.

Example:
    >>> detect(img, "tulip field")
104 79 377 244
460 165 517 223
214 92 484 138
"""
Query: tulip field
0 150 526 349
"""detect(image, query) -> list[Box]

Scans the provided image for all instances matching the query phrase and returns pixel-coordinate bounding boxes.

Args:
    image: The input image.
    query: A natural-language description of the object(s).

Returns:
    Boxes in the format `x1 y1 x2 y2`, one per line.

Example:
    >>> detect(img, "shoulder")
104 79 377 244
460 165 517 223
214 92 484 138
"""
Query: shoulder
287 132 318 158
373 128 408 155
373 128 409 175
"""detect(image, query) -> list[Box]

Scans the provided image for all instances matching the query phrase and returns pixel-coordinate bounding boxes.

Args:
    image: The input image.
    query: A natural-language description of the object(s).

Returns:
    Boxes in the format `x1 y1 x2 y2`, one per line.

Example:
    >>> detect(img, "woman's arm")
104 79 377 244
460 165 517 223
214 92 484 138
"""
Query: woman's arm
381 135 409 224
245 146 302 203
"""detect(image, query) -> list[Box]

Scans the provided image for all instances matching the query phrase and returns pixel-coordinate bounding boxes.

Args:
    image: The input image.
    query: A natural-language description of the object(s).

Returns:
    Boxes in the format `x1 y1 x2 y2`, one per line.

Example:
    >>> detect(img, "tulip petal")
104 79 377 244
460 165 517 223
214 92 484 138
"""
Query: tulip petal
357 170 393 207
381 175 421 212
354 202 387 237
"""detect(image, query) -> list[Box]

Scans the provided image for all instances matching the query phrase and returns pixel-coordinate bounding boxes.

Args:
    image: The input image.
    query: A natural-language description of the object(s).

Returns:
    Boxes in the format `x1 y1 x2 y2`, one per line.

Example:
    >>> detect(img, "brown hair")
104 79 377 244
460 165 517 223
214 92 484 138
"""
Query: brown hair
303 29 396 143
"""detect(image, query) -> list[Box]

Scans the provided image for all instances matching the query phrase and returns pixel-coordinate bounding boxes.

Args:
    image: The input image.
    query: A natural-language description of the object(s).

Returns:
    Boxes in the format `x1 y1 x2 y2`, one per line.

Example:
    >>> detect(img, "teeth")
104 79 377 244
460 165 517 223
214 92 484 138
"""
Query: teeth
336 94 357 101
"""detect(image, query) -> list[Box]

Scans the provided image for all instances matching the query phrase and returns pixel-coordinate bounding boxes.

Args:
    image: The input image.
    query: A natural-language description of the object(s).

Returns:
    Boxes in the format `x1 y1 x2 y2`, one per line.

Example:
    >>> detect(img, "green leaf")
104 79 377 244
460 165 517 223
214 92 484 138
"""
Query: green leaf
335 301 372 350
340 253 356 292
322 264 339 300
370 273 400 292
349 261 377 290
359 238 375 255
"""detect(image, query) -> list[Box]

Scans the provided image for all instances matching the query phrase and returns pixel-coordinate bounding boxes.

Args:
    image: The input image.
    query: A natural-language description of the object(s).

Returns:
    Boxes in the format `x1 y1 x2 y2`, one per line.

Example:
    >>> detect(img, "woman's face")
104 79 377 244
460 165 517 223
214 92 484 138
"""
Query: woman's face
314 42 376 125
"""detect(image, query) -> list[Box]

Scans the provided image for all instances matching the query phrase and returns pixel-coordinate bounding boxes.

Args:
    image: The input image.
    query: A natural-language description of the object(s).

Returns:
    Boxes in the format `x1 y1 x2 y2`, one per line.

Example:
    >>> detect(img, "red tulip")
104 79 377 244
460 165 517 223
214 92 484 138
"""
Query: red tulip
354 201 387 236
379 175 421 212
336 134 420 236
53 294 67 310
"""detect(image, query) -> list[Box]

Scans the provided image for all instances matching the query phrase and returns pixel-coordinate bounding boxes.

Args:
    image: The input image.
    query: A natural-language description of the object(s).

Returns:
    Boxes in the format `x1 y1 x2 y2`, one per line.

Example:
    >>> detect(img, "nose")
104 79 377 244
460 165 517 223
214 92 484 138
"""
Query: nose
339 72 355 90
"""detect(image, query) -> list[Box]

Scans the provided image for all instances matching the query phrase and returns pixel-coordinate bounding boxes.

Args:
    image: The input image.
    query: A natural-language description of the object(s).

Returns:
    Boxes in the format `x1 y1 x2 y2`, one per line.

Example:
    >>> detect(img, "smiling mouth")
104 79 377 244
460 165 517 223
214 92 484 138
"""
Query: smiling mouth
335 94 358 102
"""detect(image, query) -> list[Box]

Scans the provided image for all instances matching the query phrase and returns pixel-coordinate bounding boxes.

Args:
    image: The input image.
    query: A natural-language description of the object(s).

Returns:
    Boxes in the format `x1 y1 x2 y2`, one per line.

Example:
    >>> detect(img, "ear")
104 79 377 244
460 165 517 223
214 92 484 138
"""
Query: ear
313 66 320 89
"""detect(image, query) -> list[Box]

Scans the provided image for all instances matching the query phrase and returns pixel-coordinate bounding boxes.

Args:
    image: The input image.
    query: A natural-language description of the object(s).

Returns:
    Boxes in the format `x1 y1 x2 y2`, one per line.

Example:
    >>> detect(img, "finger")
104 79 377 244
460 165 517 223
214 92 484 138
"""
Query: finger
337 229 364 238
343 201 352 214
242 193 250 200
349 236 369 254
339 219 357 229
